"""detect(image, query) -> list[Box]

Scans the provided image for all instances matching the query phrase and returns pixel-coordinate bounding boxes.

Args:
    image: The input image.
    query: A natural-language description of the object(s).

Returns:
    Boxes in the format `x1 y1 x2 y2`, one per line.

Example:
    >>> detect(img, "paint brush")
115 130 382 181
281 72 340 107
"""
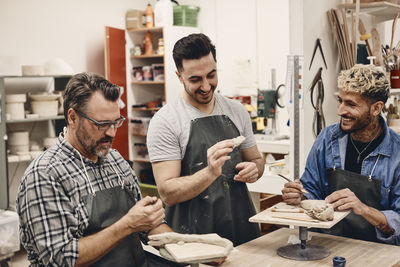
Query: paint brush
278 174 308 194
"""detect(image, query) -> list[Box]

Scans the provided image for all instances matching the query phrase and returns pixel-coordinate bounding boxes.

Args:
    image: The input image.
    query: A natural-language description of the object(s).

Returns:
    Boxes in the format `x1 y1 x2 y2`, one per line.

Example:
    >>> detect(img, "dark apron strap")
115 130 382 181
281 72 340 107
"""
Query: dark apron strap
166 115 260 246
324 168 383 242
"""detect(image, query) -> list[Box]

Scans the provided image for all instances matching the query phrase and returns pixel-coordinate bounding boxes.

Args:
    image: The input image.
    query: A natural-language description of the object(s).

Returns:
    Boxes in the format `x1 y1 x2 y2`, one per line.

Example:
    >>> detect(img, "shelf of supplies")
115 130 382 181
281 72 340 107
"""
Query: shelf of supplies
130 54 164 59
6 115 64 123
0 75 71 79
390 88 400 95
132 81 165 85
133 158 151 163
127 27 163 33
132 133 147 137
338 2 400 22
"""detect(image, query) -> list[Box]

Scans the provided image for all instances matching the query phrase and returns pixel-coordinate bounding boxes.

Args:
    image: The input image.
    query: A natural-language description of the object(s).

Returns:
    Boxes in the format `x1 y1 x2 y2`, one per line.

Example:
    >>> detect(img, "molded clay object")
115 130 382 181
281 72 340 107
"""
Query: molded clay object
148 232 233 263
300 199 334 221
232 135 245 148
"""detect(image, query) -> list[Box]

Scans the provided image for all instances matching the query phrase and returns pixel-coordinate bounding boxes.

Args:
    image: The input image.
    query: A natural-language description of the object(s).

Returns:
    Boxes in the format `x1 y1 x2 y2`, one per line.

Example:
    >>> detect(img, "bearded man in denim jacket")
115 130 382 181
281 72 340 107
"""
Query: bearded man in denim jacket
282 64 400 245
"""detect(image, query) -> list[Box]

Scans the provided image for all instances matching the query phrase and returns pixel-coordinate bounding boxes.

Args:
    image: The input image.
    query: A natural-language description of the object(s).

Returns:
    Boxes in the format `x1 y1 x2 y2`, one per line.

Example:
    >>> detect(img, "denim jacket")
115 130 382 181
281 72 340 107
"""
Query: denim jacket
301 117 400 245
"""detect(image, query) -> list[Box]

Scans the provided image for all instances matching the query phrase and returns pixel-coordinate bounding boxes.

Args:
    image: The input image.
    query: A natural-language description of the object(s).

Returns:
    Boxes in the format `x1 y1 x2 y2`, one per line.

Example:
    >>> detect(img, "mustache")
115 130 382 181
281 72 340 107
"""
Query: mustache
196 86 216 94
97 136 113 144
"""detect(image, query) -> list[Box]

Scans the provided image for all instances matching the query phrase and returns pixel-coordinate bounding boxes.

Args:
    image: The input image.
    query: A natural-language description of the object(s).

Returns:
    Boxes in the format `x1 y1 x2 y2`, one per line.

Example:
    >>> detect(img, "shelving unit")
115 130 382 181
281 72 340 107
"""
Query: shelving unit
0 75 70 210
125 26 201 196
338 1 400 23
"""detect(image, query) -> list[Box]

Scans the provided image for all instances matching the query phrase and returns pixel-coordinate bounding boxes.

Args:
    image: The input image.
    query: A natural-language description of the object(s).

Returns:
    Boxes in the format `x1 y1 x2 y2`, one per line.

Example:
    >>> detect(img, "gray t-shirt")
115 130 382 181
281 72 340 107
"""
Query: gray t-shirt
147 92 256 162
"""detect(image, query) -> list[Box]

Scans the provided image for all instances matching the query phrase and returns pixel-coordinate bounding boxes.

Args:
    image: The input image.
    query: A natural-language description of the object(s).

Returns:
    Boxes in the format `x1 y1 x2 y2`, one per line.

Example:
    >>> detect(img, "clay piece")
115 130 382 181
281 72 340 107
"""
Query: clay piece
148 232 233 263
300 199 334 221
232 135 245 148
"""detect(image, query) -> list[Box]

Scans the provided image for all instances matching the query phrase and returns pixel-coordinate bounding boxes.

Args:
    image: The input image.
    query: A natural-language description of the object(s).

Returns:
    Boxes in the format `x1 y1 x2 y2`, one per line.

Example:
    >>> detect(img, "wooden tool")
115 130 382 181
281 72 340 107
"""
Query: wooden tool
271 215 320 223
371 28 384 66
390 12 399 53
358 18 372 56
271 208 304 213
277 174 308 194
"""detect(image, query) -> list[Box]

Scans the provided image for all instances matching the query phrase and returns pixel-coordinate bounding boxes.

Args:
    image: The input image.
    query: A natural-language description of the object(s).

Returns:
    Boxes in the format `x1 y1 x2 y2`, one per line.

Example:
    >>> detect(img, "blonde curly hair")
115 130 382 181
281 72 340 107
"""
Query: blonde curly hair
337 64 390 103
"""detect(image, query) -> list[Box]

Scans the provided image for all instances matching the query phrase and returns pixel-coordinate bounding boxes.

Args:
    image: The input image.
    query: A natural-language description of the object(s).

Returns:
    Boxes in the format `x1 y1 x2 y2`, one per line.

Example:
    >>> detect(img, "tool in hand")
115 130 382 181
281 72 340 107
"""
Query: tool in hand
278 174 308 194
309 38 328 70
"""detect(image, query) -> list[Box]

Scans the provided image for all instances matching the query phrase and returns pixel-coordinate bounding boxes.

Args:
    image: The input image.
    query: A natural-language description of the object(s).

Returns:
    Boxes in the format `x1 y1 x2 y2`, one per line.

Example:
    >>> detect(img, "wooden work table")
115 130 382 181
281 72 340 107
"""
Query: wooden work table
200 228 400 267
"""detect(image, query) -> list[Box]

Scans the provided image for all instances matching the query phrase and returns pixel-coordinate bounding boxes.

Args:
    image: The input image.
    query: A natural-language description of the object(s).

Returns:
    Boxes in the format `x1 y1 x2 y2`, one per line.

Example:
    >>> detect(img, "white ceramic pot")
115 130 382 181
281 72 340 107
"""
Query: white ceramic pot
8 131 29 146
9 144 29 155
5 94 26 120
21 65 44 76
31 100 59 117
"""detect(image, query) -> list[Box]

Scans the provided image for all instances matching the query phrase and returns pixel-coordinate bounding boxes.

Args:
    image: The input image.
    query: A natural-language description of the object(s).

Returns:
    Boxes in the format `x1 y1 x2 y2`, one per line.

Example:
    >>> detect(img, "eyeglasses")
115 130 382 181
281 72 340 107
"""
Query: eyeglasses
75 109 125 131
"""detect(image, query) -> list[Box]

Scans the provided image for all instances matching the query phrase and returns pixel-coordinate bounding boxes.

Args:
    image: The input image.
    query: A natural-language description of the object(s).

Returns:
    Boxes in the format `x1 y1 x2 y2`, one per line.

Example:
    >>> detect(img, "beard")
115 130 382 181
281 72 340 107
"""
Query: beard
183 82 216 105
340 108 373 134
76 121 114 157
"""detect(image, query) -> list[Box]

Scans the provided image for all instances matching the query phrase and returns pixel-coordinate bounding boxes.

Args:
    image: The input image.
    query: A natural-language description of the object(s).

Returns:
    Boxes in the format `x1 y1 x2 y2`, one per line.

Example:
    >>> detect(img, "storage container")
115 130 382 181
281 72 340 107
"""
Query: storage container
5 94 26 120
152 64 165 81
125 9 145 29
173 5 200 27
133 142 149 159
131 117 152 135
0 210 20 255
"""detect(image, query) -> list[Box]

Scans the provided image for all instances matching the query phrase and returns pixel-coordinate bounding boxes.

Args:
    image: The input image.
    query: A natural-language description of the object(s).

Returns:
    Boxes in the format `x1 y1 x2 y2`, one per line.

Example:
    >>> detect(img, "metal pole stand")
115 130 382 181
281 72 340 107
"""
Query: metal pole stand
277 227 330 261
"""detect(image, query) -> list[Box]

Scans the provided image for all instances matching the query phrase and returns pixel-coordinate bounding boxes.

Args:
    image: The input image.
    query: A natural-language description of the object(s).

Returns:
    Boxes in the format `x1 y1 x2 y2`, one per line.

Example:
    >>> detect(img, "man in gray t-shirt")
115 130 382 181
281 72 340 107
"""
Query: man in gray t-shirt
147 33 264 246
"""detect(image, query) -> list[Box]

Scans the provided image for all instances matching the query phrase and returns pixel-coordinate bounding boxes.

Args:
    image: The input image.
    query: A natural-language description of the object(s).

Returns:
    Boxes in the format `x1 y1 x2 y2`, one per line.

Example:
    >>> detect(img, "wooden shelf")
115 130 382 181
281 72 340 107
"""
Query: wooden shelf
338 2 400 22
6 115 64 123
132 133 147 137
132 81 165 85
127 27 163 33
130 54 163 59
132 107 161 111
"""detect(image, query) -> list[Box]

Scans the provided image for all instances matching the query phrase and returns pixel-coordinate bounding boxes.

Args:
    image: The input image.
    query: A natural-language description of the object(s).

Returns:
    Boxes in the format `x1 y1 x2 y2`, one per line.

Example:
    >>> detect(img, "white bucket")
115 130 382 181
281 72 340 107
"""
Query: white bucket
8 131 29 145
5 94 26 120
31 100 59 117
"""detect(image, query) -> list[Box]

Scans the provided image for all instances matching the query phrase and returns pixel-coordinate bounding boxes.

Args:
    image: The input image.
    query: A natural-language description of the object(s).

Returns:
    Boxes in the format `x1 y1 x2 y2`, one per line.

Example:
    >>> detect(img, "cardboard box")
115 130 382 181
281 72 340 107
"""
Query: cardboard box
0 211 20 255
125 9 145 29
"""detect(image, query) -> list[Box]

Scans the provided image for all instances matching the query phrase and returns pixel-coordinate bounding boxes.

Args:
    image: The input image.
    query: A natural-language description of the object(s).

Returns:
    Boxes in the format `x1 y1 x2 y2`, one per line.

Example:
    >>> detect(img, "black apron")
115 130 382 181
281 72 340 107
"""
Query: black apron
324 167 383 242
165 114 260 246
82 186 147 267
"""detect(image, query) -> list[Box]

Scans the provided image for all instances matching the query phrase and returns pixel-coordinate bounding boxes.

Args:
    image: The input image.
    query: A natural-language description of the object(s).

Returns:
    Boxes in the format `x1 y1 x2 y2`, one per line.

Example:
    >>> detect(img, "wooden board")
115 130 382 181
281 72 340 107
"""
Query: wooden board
164 242 226 263
249 202 350 229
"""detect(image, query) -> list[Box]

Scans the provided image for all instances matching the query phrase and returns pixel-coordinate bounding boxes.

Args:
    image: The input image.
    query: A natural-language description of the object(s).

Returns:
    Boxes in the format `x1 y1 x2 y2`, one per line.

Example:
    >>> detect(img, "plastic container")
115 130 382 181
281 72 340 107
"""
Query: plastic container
142 66 153 81
152 64 165 81
132 66 144 81
154 0 173 27
131 117 152 135
31 100 59 117
173 5 200 27
5 94 26 120
391 70 400 89
0 210 20 255
145 3 154 28
144 30 153 55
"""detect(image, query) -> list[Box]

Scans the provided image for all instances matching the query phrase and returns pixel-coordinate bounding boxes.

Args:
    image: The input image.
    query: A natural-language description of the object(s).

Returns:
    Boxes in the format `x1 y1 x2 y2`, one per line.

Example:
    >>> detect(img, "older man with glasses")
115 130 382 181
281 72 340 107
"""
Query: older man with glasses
16 72 174 267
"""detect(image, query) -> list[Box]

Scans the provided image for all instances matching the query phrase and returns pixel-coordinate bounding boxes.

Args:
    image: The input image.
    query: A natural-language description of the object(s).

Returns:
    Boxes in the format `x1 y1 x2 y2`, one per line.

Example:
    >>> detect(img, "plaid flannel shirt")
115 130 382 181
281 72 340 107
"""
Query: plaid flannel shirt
16 133 143 266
